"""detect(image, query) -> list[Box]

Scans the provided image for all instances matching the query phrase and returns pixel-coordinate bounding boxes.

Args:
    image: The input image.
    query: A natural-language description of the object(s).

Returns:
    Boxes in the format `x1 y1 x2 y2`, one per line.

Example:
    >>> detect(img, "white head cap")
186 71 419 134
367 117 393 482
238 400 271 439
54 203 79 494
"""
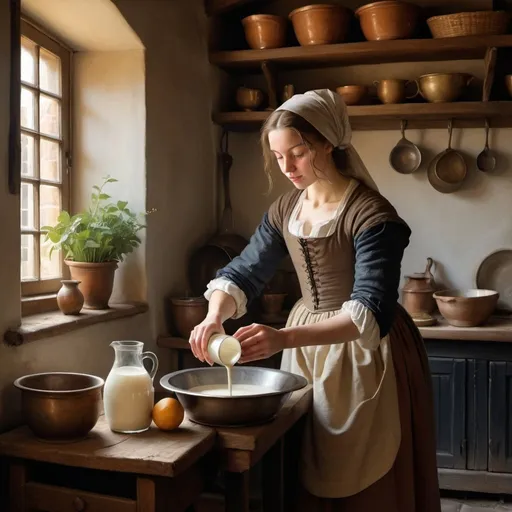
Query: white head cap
275 89 378 191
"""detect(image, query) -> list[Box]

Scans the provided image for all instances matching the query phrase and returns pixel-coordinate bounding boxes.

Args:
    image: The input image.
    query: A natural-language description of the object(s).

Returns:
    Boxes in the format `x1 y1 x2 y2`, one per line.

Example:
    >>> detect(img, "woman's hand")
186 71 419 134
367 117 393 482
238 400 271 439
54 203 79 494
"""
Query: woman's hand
189 313 224 365
234 323 289 364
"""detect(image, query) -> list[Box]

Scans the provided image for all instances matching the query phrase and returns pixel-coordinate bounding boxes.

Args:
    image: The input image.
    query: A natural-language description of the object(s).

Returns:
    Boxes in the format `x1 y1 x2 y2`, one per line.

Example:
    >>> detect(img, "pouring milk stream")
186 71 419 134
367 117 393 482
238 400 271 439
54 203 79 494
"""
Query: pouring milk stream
187 334 276 396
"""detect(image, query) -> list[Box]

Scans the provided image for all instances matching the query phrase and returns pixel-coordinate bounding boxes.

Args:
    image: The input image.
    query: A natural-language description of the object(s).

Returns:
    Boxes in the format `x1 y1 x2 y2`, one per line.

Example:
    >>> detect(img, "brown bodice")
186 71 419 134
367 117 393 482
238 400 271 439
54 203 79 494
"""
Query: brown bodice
268 182 406 313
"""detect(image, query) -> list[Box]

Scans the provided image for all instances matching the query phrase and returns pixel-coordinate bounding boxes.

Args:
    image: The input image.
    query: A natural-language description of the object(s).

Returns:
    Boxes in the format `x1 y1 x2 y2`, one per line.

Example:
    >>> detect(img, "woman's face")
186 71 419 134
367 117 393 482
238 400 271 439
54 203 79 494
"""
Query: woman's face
268 128 332 189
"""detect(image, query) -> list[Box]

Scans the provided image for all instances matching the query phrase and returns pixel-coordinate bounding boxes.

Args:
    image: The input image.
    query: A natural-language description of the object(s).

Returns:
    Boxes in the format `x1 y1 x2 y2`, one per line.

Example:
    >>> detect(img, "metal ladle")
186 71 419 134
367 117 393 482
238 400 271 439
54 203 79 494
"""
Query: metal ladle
389 120 422 174
476 119 497 172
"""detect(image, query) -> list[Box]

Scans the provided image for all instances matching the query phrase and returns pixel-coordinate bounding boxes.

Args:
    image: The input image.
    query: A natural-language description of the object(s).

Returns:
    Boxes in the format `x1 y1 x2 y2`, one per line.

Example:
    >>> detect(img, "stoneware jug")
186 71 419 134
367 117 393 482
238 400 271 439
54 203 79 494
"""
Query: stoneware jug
402 257 437 316
103 341 158 434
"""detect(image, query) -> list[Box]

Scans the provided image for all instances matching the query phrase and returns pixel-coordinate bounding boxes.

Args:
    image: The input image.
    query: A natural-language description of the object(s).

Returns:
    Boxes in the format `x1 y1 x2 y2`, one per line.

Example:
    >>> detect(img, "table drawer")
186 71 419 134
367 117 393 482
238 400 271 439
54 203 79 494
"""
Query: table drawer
25 482 136 512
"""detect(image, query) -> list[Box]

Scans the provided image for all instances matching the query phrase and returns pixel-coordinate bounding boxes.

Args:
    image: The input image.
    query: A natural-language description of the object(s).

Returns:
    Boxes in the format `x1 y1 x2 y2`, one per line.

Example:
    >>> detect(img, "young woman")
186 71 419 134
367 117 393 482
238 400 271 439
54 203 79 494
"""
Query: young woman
189 89 441 511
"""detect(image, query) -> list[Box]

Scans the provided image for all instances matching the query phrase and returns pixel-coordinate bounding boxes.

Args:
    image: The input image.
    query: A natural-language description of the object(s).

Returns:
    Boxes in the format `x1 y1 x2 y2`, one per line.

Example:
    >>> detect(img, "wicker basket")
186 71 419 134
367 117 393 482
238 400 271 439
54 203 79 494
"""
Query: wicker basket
427 11 510 38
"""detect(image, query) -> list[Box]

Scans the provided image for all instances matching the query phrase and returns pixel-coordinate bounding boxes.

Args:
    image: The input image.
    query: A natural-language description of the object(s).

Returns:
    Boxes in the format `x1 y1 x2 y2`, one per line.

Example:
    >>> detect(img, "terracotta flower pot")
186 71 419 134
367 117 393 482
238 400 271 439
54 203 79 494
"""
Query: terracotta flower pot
65 261 118 310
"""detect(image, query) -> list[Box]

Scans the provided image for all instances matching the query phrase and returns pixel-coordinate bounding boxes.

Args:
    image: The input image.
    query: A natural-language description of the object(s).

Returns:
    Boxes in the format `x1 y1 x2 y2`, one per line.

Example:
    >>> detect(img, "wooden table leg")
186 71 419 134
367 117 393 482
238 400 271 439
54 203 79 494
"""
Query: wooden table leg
137 476 156 512
283 417 305 512
262 439 284 512
9 460 27 512
224 471 250 512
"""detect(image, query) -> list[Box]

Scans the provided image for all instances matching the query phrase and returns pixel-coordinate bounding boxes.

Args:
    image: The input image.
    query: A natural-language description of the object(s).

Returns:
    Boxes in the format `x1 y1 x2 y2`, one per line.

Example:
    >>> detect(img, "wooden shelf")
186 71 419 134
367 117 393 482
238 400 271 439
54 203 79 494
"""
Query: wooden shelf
210 35 512 71
213 102 512 131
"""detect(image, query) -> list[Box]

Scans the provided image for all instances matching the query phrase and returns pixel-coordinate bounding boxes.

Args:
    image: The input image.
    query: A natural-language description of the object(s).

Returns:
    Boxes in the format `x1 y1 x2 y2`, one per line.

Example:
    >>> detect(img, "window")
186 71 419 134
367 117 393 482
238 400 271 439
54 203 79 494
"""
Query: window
20 19 71 297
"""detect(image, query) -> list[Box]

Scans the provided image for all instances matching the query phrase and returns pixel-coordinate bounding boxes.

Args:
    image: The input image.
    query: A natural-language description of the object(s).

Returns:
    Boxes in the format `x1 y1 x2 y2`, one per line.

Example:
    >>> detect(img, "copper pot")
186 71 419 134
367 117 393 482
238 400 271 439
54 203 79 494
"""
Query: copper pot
14 372 104 442
169 296 209 338
242 14 287 50
418 73 473 103
289 4 351 46
434 289 498 327
402 257 437 316
355 1 419 41
336 85 367 106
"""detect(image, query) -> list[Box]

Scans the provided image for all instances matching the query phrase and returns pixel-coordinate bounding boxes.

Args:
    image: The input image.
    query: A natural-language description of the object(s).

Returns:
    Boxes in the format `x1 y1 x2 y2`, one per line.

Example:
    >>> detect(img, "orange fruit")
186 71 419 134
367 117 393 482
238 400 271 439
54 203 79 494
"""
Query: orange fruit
152 397 184 431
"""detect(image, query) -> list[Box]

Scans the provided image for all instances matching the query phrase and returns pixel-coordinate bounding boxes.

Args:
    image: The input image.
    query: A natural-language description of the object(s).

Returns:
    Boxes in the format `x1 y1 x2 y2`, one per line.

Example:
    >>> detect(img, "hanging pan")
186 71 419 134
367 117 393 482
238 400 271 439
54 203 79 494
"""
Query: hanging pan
188 130 249 296
428 119 467 194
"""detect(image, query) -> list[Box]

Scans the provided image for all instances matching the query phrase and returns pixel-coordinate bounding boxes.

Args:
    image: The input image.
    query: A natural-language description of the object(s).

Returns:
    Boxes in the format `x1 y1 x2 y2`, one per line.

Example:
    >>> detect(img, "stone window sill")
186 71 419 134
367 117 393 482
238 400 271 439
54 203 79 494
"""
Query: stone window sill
3 302 149 346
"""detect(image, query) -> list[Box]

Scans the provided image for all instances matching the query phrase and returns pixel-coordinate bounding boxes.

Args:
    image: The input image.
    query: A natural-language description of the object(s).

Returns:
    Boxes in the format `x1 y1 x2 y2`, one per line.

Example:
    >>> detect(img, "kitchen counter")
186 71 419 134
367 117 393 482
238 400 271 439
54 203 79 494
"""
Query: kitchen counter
419 315 512 342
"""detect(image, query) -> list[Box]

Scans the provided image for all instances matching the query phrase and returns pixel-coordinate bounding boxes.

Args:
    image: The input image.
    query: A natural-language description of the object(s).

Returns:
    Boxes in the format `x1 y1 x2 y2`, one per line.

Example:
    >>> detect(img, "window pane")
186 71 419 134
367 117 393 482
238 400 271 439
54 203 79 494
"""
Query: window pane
40 139 61 182
40 48 61 96
20 182 36 229
21 37 37 85
40 184 61 229
21 87 36 130
21 133 36 177
40 234 61 279
40 94 60 138
21 234 36 280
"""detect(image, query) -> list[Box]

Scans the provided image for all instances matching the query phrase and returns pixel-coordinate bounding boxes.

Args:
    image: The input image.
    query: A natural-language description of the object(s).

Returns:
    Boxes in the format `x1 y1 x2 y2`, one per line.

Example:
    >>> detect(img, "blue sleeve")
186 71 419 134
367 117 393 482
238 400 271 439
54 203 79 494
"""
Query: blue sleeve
217 212 288 304
351 221 411 338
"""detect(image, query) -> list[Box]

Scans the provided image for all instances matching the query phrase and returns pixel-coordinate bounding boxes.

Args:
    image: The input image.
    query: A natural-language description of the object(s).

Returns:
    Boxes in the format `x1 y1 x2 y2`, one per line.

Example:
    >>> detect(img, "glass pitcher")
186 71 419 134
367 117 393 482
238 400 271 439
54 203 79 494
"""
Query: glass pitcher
103 341 159 434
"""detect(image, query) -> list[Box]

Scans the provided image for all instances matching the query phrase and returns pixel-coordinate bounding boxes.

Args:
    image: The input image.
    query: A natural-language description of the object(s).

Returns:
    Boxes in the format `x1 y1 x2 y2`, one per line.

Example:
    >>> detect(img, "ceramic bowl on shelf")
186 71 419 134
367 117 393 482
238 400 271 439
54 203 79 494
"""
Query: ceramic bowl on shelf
336 85 367 105
355 0 419 41
433 289 499 327
289 4 352 46
241 14 287 50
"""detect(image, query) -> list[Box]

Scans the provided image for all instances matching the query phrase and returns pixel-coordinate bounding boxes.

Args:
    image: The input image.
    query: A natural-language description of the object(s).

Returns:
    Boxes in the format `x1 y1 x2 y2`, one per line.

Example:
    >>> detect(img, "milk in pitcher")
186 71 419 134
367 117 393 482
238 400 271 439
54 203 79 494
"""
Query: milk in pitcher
103 340 159 433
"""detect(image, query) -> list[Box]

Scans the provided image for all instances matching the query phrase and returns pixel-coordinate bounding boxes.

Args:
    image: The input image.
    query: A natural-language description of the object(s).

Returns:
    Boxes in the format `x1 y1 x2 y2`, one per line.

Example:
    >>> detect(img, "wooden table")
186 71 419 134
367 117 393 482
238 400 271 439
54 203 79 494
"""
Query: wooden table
0 415 216 512
215 386 313 512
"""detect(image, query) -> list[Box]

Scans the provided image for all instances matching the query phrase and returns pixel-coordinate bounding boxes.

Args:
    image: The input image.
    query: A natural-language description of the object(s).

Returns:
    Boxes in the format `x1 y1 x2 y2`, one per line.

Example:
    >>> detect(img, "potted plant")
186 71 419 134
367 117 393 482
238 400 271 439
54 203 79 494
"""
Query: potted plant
42 176 146 310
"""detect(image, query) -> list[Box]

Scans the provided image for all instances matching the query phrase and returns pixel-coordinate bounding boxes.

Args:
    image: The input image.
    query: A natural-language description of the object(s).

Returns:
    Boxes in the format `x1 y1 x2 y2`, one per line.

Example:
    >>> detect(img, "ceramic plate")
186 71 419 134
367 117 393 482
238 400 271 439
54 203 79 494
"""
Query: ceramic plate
476 249 512 312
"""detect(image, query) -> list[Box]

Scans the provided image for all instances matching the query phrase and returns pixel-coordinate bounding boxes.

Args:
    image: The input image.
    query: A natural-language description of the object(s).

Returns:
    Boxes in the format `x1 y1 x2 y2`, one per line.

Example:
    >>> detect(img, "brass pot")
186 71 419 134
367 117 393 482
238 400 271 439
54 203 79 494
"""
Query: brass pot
14 372 104 442
418 73 473 103
374 79 418 104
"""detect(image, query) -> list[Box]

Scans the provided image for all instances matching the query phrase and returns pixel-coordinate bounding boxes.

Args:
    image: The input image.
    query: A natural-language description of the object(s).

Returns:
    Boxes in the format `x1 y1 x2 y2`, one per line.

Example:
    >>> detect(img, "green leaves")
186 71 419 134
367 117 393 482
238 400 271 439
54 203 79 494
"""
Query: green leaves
42 175 146 263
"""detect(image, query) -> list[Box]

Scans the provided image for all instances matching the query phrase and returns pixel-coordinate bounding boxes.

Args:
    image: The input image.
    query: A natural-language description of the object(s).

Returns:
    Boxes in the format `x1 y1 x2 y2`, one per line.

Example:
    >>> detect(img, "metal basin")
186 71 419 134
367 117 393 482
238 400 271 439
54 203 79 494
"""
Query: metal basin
14 372 104 443
160 367 308 427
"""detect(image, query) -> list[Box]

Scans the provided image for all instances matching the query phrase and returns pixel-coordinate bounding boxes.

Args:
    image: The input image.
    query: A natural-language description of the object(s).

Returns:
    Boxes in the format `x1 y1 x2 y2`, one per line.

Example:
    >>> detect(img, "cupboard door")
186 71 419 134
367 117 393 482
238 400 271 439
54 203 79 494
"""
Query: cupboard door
489 361 512 472
467 359 488 471
429 357 467 469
